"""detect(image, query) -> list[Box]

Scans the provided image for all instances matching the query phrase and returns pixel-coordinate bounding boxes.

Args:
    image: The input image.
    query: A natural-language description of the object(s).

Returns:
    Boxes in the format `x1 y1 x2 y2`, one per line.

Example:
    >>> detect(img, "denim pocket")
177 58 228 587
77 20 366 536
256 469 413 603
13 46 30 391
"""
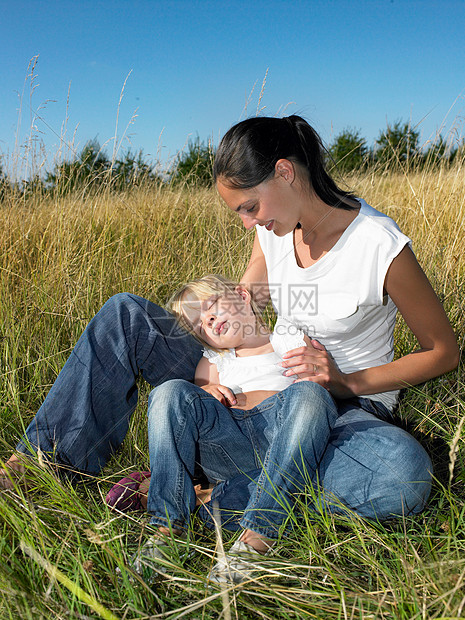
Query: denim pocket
199 441 256 482
337 396 394 423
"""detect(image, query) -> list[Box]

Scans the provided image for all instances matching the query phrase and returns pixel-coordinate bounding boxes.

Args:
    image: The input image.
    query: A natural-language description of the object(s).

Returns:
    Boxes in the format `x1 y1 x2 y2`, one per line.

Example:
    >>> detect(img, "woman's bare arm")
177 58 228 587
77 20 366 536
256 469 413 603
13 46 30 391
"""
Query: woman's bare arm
240 232 270 310
345 245 459 395
281 246 459 397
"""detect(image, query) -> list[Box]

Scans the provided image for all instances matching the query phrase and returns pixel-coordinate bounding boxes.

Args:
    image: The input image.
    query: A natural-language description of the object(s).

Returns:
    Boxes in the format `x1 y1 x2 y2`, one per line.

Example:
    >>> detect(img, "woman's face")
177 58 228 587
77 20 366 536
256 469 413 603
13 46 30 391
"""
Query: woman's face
216 170 302 237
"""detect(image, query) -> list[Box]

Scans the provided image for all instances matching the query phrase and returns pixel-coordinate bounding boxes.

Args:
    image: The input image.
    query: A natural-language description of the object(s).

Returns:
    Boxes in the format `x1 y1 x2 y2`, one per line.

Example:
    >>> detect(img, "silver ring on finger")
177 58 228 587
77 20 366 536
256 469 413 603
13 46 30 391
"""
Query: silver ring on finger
313 364 318 373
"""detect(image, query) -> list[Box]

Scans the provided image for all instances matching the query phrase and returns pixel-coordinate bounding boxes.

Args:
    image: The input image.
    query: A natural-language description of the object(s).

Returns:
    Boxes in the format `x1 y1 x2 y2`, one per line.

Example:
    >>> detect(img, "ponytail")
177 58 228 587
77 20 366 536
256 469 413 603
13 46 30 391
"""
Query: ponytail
214 115 357 210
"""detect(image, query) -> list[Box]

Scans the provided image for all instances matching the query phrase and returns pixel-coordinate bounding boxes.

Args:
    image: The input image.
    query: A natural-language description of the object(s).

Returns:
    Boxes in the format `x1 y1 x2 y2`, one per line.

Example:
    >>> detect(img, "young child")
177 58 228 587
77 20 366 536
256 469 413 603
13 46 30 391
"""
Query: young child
110 275 334 584
171 273 310 406
106 274 311 512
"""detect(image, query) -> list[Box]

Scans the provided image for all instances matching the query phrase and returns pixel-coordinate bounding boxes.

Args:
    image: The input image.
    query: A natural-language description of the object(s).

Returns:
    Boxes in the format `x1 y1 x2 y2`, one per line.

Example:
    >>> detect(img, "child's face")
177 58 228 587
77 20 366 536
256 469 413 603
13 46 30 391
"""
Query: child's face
182 287 257 350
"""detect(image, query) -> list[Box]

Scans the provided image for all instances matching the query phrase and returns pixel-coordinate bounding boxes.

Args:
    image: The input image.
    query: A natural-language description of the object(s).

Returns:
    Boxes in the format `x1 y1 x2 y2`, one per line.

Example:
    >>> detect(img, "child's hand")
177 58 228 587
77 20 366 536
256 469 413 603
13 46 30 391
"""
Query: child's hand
200 384 237 407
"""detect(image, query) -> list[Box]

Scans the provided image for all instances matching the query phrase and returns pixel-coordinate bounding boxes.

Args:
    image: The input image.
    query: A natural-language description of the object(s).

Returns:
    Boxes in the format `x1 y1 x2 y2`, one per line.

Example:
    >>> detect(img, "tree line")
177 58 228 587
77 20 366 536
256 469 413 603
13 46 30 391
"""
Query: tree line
329 120 464 172
1 121 463 199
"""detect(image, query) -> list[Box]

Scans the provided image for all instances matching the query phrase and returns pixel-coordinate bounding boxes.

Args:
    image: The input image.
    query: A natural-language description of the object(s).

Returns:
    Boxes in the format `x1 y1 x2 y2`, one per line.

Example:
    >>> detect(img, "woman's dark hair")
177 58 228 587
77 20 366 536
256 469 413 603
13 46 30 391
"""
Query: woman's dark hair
213 115 357 210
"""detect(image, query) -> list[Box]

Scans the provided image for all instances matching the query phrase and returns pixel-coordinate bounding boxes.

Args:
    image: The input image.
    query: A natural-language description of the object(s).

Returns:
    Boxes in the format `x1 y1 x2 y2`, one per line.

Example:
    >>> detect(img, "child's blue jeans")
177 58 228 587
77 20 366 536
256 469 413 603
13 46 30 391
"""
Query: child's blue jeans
146 380 338 538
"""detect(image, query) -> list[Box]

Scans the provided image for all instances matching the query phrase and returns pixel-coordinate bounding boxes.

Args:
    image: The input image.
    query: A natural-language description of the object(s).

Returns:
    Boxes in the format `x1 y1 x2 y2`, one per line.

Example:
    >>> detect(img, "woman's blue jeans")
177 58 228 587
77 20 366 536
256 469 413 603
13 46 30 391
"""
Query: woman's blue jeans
16 293 432 528
16 293 203 472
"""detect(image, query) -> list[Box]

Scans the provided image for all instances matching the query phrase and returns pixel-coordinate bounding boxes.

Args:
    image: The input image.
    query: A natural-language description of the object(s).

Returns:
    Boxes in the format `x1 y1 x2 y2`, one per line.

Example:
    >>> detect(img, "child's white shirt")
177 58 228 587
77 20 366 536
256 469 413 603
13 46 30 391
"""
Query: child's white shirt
202 317 306 394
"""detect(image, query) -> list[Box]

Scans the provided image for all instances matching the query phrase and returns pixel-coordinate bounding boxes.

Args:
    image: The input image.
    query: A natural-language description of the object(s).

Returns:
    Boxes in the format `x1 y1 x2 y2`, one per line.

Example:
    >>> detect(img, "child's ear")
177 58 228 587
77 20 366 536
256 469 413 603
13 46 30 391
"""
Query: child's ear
235 285 251 304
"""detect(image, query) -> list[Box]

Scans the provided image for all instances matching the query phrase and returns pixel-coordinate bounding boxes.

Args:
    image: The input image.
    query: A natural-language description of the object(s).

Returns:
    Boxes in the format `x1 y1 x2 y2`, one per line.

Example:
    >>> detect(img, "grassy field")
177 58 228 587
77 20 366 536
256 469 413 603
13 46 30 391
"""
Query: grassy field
0 160 464 619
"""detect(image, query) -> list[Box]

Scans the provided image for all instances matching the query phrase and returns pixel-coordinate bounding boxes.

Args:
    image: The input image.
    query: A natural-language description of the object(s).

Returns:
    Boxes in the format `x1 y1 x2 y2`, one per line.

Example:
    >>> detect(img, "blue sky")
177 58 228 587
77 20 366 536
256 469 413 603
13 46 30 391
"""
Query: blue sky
1 0 465 177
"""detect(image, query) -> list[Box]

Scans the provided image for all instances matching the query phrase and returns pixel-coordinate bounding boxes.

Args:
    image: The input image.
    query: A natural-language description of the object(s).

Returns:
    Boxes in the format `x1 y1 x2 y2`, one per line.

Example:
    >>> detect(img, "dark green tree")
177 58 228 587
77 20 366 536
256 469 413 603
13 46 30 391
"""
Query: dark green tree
375 120 420 169
46 140 110 193
423 135 448 168
0 159 8 201
112 149 158 190
448 139 465 166
329 128 368 171
79 140 110 179
21 174 46 197
171 137 215 186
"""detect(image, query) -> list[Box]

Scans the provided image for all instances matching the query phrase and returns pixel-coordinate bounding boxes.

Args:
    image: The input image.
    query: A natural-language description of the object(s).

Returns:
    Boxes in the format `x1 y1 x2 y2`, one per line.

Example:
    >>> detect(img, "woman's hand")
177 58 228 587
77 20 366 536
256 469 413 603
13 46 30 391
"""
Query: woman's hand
200 384 237 406
281 338 354 399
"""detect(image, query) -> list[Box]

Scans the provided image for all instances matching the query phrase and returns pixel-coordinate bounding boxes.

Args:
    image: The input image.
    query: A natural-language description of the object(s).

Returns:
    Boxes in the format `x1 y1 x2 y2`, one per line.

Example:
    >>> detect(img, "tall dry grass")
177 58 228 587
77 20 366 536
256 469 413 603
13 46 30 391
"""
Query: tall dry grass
0 184 250 429
0 157 464 618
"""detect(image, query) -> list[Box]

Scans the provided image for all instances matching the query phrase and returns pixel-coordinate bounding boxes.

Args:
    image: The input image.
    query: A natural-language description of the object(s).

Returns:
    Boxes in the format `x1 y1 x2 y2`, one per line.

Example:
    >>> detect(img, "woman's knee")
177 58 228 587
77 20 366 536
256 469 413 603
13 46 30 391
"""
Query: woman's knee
321 419 433 518
98 292 169 325
376 423 432 482
99 292 141 315
87 293 150 336
386 429 433 514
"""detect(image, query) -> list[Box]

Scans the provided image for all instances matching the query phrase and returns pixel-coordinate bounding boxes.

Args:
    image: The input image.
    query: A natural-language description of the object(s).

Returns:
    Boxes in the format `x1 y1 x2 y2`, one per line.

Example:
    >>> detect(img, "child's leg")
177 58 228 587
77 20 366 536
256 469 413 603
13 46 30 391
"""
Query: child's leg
240 382 337 542
146 483 213 510
207 383 337 585
196 470 260 531
145 379 263 532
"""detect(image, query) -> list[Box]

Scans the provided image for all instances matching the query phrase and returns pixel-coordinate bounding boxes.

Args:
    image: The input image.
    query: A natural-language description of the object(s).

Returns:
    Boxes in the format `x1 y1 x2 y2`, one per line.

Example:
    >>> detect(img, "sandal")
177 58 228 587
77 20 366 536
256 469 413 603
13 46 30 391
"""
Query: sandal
105 471 151 511
127 533 192 583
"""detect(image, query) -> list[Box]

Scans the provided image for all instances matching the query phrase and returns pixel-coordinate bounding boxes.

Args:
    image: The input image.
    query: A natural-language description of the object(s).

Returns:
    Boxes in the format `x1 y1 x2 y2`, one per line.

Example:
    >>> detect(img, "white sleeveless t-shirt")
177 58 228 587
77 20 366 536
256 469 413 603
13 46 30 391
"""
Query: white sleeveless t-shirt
255 199 411 411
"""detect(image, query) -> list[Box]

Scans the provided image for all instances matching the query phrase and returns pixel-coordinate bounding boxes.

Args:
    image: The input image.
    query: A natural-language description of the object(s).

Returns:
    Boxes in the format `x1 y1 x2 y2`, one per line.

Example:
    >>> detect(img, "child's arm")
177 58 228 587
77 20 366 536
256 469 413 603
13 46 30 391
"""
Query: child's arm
194 357 237 407
194 358 277 408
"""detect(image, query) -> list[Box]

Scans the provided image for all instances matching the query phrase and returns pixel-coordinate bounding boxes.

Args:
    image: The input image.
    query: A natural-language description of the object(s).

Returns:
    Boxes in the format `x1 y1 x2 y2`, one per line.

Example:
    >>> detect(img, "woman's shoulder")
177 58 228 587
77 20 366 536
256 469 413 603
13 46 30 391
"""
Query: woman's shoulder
358 199 405 234
352 199 411 248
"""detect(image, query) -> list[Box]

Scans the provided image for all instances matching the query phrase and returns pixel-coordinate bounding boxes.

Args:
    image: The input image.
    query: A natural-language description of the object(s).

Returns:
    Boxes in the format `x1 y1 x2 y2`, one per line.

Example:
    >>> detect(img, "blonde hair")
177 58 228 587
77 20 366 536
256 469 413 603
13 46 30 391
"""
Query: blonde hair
167 274 265 351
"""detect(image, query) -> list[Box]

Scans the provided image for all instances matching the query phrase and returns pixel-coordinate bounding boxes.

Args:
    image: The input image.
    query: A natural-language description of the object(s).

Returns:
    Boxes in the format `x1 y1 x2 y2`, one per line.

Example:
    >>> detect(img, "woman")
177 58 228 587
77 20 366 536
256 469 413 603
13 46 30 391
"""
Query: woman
117 116 459 583
1 116 458 579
